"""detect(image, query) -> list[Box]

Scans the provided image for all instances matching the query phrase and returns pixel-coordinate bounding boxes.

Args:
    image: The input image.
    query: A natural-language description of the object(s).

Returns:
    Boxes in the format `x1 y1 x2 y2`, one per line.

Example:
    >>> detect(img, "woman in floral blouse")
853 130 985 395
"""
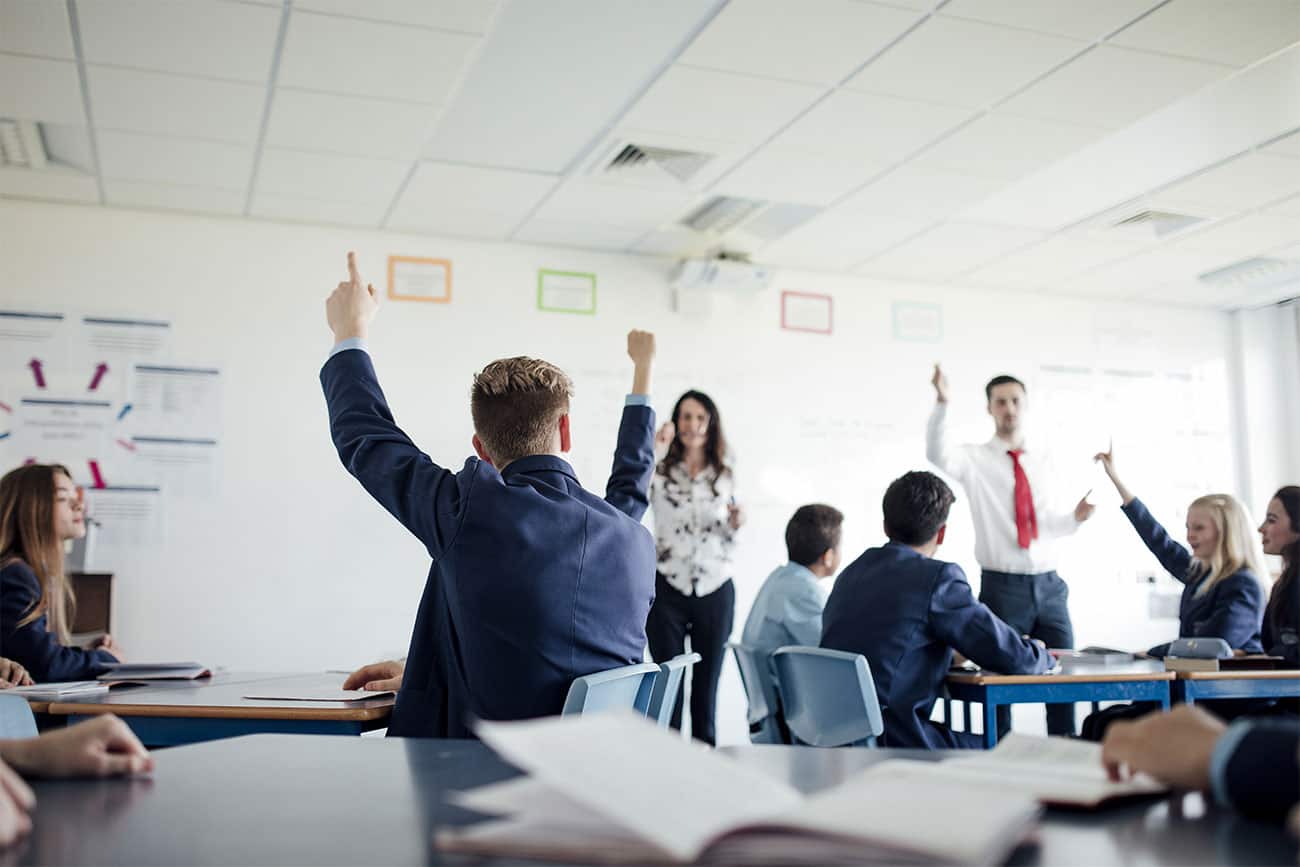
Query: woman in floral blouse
647 390 745 745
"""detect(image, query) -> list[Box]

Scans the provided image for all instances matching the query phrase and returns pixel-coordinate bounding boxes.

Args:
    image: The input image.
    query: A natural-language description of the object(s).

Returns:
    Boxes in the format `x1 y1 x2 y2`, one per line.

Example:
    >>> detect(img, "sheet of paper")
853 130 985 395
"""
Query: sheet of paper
124 435 221 497
243 689 394 702
79 315 171 358
84 484 164 546
11 395 114 462
127 363 221 439
474 713 802 862
0 309 68 366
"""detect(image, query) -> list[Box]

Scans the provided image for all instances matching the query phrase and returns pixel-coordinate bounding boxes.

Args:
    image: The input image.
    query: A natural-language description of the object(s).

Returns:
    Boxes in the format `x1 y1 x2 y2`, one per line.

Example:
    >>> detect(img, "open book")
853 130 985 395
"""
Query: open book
6 680 110 700
434 713 1043 866
97 662 211 681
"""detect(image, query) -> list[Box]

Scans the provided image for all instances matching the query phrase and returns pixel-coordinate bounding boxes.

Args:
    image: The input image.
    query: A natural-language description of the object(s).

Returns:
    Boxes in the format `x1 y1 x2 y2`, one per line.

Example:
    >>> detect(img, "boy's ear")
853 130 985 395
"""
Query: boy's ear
558 413 572 453
471 434 495 466
935 524 947 546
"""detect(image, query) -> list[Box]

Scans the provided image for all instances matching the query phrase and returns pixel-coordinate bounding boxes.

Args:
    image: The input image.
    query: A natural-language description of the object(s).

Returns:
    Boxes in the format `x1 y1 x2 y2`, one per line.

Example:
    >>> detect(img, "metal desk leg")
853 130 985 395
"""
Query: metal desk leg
984 701 999 749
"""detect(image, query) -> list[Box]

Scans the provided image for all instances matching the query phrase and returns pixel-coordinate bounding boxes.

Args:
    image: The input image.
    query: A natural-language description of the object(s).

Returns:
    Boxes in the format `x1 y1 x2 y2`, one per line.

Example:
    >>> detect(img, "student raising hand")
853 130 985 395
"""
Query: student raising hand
325 251 379 343
930 363 950 404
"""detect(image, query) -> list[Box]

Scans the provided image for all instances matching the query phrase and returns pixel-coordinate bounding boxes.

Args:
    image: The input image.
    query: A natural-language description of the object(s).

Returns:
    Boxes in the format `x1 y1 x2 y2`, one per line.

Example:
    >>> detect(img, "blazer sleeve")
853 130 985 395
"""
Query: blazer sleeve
1122 498 1194 583
321 349 467 560
1193 573 1265 652
0 563 116 682
928 563 1051 675
604 404 655 521
1216 719 1300 820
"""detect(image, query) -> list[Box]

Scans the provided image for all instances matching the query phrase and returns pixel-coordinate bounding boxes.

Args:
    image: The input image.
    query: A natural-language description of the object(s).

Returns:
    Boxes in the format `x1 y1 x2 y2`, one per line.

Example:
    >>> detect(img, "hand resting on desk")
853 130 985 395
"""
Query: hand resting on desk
1100 704 1223 789
343 659 405 692
0 658 33 688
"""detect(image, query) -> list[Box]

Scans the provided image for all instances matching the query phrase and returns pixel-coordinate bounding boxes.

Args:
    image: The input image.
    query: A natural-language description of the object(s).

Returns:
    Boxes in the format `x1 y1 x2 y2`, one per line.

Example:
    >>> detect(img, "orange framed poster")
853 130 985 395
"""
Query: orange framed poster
387 256 452 303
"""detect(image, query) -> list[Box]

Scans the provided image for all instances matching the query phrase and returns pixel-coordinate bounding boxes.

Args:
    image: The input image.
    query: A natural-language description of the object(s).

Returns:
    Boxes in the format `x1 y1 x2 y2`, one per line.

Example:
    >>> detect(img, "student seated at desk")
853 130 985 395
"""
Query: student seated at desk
820 471 1051 749
0 714 152 846
324 253 658 738
1101 705 1299 823
0 464 123 682
1259 486 1299 668
739 504 843 736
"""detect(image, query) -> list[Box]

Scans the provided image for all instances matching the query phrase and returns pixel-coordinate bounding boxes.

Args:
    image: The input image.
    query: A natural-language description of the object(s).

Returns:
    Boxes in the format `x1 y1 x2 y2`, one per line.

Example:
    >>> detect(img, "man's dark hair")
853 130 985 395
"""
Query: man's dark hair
985 375 1026 401
785 504 844 567
882 471 955 546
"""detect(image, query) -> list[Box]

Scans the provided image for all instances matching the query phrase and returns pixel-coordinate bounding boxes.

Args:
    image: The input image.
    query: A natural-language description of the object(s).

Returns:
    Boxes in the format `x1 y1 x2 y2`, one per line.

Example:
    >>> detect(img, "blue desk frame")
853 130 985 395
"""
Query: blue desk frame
945 676 1172 748
1172 673 1300 705
62 713 387 747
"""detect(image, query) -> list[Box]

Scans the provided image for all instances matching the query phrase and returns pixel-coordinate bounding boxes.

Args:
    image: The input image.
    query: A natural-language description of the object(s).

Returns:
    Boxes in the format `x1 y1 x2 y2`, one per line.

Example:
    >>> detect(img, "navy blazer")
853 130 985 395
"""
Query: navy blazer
1121 499 1264 656
820 542 1050 749
1220 718 1300 820
322 349 657 738
0 561 117 682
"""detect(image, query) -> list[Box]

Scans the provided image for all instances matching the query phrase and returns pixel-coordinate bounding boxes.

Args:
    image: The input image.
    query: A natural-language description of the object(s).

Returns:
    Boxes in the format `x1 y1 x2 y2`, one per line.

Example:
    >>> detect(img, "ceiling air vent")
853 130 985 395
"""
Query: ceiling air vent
680 195 821 244
599 142 714 185
0 119 47 169
1199 257 1300 292
1109 208 1206 240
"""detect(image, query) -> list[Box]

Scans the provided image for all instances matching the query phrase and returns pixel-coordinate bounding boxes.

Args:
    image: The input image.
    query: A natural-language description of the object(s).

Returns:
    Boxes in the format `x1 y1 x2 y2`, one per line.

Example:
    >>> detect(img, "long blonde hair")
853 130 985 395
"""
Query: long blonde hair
0 463 77 643
1186 493 1269 597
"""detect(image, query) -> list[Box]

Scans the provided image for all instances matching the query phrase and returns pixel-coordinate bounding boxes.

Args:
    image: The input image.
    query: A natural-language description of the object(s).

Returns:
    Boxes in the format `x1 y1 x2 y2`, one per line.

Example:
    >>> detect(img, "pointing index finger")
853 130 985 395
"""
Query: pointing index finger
347 251 361 286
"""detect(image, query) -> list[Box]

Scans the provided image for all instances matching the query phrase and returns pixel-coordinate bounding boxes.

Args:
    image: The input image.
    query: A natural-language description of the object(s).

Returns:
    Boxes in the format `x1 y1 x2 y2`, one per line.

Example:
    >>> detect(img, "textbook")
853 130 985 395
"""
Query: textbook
97 662 212 681
242 689 395 702
1054 646 1136 667
1164 654 1286 673
6 681 110 700
435 713 1042 866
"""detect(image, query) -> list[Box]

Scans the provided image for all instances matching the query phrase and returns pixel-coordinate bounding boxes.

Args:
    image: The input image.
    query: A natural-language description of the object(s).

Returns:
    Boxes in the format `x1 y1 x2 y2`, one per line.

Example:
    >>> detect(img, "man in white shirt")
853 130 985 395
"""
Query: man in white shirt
926 365 1095 736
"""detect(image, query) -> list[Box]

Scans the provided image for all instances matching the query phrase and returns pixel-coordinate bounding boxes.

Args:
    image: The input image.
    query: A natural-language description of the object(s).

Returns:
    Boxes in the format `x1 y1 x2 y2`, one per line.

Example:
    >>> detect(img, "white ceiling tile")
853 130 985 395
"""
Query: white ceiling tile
771 89 973 163
267 89 439 160
623 65 823 146
1065 244 1242 291
532 181 698 232
909 113 1109 180
251 192 388 228
1152 152 1300 214
255 148 410 204
512 219 644 252
845 16 1085 109
679 0 921 85
279 11 479 103
78 0 280 83
103 179 245 215
0 165 97 203
387 161 557 229
1110 0 1300 67
0 0 73 58
712 141 889 206
388 208 520 241
1263 130 1300 159
88 66 264 143
1262 192 1300 219
941 0 1158 39
857 221 1046 280
631 225 715 257
837 165 1007 219
1000 45 1229 129
293 0 501 34
0 54 84 123
1175 212 1300 256
97 130 253 189
756 209 934 271
963 235 1137 288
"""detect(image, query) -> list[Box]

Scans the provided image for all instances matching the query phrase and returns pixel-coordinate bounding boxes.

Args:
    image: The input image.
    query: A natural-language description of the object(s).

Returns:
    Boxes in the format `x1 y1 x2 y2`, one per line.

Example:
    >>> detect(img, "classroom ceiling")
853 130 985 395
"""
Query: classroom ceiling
2 0 1300 309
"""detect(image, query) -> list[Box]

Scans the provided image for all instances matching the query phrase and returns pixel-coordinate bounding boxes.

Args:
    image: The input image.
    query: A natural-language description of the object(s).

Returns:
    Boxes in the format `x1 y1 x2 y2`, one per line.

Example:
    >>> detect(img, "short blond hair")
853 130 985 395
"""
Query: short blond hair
470 356 573 466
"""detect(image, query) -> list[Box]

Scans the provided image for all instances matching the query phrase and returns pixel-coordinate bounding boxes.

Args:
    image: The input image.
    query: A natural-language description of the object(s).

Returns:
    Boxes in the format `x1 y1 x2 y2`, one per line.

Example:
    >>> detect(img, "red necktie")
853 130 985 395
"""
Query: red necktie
1008 449 1038 549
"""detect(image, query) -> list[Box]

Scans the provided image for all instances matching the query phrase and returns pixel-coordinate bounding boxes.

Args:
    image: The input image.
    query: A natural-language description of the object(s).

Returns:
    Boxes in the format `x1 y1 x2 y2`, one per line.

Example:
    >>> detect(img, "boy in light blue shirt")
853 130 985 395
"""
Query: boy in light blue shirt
739 504 843 738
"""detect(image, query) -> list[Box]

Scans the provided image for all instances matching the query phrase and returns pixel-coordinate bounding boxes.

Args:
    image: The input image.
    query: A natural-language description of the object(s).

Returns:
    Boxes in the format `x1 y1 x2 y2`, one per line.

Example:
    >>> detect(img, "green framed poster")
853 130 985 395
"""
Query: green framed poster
537 269 597 315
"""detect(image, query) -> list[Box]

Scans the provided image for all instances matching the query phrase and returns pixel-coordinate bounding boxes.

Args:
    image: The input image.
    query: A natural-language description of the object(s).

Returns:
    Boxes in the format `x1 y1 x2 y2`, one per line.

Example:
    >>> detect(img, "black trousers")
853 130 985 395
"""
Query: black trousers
979 569 1076 737
645 575 734 746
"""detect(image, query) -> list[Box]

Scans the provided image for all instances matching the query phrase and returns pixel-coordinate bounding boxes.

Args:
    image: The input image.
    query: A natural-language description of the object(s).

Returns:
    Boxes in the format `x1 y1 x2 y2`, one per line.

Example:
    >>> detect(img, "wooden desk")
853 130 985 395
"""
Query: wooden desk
40 672 393 746
946 664 1174 748
1172 669 1300 705
14 736 1295 866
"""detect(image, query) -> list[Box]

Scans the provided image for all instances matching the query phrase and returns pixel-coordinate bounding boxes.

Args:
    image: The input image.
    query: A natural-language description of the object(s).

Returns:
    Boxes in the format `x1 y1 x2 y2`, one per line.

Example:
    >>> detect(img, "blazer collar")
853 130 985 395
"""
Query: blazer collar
499 454 580 482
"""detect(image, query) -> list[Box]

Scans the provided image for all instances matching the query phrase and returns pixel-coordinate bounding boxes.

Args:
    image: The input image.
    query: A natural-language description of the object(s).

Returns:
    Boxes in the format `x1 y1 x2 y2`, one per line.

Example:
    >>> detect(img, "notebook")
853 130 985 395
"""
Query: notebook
242 689 395 702
6 681 110 700
434 713 1044 866
97 662 212 681
1164 654 1286 673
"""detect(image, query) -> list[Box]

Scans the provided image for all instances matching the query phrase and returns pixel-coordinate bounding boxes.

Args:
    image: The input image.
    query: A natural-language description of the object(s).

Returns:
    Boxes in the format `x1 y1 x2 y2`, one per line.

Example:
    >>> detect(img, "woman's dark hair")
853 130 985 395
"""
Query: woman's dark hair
785 504 844 567
882 471 955 546
659 390 730 494
1265 485 1300 638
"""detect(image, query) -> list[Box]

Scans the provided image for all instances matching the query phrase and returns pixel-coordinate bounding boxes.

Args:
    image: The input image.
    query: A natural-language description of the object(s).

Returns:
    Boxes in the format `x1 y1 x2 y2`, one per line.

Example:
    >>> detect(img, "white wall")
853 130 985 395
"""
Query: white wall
0 199 1254 743
1231 300 1300 509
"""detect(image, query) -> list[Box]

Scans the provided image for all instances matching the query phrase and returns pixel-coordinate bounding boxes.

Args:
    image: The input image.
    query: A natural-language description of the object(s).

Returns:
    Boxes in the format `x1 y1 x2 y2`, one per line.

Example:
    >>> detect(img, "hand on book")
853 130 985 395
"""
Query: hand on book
0 715 152 779
0 659 32 688
343 659 405 692
1100 705 1224 789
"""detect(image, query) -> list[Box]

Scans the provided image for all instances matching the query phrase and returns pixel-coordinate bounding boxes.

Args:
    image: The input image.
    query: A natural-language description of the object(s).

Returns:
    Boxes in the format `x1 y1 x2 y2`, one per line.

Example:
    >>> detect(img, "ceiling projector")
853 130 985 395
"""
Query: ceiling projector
670 257 773 292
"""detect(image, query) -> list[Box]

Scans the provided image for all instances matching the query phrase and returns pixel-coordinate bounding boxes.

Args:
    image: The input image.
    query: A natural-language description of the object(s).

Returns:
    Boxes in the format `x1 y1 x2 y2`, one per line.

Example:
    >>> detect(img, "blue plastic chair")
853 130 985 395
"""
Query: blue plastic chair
647 652 701 728
771 646 884 747
561 662 659 717
728 643 785 744
0 694 38 739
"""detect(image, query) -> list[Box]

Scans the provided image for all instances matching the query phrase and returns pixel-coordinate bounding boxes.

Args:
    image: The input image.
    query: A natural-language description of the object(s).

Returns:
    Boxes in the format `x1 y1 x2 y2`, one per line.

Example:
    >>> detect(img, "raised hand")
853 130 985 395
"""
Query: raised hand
1074 490 1096 523
727 501 746 531
931 363 949 404
654 421 675 451
627 330 655 395
1093 440 1134 505
325 251 379 342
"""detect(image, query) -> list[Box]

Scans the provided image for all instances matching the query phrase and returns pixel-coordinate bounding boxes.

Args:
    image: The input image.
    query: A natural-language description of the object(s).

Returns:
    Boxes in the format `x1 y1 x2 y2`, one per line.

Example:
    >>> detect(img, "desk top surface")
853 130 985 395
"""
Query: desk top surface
948 661 1175 685
39 671 394 721
16 735 1295 866
1176 669 1300 681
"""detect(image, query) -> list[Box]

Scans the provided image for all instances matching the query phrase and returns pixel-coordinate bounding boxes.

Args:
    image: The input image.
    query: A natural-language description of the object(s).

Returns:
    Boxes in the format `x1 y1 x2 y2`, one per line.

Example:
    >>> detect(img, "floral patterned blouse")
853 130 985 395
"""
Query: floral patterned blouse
651 461 738 597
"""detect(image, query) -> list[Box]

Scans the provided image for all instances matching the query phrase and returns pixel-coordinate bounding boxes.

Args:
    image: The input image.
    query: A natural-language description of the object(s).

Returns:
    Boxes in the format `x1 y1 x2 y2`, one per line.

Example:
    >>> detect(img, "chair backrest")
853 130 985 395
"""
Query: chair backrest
771 646 884 747
647 652 701 727
729 642 785 743
0 694 38 739
561 662 660 717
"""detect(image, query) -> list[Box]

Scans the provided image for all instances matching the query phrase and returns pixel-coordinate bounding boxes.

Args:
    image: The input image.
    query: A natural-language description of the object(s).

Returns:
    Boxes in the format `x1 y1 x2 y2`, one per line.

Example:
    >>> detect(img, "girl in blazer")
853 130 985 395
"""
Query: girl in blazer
0 464 123 682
